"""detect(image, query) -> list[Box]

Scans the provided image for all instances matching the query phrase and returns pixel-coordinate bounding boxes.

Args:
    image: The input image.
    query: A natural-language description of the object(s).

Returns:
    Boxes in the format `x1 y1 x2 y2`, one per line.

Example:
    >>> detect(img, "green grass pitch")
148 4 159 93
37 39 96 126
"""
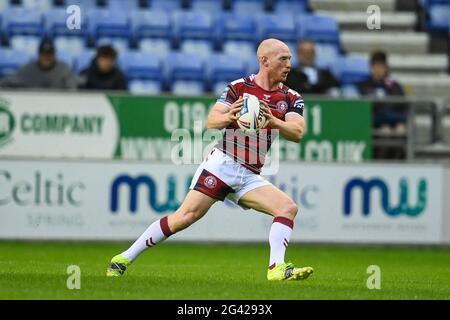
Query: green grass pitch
0 241 449 300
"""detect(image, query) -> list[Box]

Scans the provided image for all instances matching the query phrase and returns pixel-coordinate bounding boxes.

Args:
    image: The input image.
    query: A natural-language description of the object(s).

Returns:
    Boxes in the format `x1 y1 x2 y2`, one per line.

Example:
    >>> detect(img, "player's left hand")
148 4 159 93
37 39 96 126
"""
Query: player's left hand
260 100 279 128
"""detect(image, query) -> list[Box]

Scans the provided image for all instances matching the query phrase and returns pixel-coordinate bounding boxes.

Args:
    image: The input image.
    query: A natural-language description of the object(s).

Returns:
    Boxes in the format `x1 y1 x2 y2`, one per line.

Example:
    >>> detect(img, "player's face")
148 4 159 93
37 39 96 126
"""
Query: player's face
269 47 292 83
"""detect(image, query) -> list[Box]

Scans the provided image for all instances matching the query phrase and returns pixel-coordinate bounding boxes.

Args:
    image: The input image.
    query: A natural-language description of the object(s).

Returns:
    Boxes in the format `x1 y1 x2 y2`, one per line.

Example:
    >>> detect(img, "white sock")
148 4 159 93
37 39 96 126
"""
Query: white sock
121 216 173 261
268 217 294 269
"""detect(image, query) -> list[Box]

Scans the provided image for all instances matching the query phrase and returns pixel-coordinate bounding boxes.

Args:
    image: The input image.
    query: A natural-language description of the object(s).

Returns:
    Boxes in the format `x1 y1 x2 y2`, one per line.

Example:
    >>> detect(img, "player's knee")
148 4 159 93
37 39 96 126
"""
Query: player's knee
284 201 298 219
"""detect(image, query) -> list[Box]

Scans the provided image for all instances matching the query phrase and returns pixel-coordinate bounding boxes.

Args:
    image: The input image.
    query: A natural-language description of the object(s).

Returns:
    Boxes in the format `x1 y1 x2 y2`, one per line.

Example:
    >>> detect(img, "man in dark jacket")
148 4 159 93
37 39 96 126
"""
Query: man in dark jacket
0 38 77 89
358 50 406 159
284 40 339 95
79 45 127 91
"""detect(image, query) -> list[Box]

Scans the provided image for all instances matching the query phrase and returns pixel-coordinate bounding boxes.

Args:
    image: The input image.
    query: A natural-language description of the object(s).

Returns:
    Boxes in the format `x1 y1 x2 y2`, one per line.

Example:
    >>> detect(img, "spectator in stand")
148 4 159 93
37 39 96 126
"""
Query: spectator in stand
358 50 406 159
0 38 77 89
284 39 340 95
78 45 127 91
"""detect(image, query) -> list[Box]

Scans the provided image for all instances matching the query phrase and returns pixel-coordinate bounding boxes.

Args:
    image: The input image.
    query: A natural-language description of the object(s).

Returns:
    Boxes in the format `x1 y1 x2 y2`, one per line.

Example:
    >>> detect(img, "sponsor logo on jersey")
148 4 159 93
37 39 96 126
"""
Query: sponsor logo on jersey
293 99 304 110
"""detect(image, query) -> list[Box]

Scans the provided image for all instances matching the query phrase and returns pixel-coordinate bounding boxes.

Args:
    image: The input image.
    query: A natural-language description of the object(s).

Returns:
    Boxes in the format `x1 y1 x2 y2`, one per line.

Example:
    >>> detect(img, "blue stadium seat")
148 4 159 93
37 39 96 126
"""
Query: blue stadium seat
119 50 163 95
148 0 181 11
65 0 97 10
139 38 171 59
21 0 53 11
340 84 360 98
191 0 224 12
315 43 340 69
333 56 370 84
428 4 450 32
246 56 259 74
173 11 214 42
0 48 31 77
208 53 247 83
231 0 265 13
297 14 340 46
165 52 205 95
2 8 43 37
10 35 41 56
257 14 296 43
216 13 256 42
74 50 95 73
180 39 213 59
128 80 163 95
88 9 131 45
223 40 255 64
107 0 139 11
209 53 247 95
274 0 307 14
119 50 162 81
131 10 171 40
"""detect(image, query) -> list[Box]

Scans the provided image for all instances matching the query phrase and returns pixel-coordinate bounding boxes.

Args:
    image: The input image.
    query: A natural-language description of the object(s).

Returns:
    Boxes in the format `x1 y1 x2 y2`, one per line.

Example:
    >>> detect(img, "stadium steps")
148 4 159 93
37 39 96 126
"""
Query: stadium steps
352 53 448 74
316 11 417 31
340 31 429 55
309 0 396 12
392 73 450 97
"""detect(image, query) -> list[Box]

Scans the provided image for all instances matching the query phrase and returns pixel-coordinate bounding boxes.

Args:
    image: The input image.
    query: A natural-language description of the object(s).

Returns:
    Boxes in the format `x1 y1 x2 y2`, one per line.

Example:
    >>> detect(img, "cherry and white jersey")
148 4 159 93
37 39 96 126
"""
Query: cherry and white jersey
216 74 305 174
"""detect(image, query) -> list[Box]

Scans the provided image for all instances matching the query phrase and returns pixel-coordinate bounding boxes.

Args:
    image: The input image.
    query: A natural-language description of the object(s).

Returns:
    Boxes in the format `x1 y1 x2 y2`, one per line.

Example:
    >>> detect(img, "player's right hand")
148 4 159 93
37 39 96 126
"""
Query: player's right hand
227 96 243 123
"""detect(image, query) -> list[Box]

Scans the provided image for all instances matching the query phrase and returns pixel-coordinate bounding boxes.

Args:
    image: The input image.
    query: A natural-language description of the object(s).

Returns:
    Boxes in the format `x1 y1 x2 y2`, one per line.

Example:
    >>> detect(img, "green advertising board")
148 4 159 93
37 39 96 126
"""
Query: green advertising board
109 96 372 162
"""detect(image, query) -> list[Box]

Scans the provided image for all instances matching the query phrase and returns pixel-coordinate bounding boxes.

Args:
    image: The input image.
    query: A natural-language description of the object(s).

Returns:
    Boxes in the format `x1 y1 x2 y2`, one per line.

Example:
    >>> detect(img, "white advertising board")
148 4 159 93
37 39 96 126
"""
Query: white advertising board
0 159 443 243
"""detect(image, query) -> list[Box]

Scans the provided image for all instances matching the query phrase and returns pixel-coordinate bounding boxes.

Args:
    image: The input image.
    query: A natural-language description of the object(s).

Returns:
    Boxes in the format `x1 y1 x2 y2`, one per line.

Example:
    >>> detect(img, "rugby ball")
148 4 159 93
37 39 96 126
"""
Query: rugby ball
237 93 267 132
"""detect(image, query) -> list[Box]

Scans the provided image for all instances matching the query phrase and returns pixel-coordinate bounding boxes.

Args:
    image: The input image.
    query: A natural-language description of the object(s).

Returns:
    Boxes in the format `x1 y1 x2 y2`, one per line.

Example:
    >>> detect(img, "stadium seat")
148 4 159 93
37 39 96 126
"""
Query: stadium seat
257 14 297 43
173 11 214 42
172 80 205 96
21 0 53 11
9 35 41 56
340 84 360 98
223 40 255 62
119 50 162 80
274 0 307 14
64 0 97 10
88 9 131 48
2 8 43 37
106 0 139 11
131 10 171 40
216 13 256 42
147 0 181 11
139 38 171 59
74 49 95 73
180 40 213 59
191 0 224 12
207 53 247 84
333 56 370 84
315 43 340 69
297 14 340 47
128 80 162 95
231 0 266 13
0 48 31 77
165 52 205 94
427 4 450 32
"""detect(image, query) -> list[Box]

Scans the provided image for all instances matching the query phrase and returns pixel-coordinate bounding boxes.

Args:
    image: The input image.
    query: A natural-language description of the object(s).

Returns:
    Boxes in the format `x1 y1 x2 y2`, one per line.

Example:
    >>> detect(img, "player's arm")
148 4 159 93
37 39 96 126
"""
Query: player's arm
260 101 305 143
206 97 244 130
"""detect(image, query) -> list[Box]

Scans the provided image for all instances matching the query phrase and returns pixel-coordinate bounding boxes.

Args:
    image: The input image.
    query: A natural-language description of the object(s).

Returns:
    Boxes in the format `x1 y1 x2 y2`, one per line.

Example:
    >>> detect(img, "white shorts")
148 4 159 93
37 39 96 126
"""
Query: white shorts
189 148 272 208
